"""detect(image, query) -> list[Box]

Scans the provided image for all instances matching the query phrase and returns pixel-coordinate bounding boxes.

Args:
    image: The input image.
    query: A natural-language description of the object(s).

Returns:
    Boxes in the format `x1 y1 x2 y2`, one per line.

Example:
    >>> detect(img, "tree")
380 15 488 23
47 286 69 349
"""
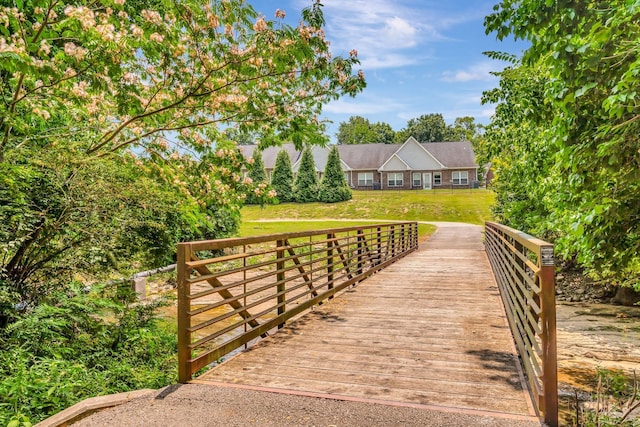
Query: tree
294 147 319 203
445 116 481 142
480 60 554 236
318 146 351 203
337 116 373 144
371 122 395 144
337 116 395 144
395 113 447 143
271 149 295 202
0 0 365 314
244 150 270 204
485 1 640 286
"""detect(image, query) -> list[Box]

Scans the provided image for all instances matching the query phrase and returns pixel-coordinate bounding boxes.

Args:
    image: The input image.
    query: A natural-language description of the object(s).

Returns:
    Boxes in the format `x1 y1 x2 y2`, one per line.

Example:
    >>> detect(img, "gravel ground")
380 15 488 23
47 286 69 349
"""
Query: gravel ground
71 384 541 427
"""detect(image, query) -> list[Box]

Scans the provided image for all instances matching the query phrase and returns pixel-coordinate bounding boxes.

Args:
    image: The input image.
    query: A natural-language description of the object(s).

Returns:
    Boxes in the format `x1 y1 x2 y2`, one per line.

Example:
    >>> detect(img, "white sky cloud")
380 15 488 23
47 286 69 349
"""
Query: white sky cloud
323 98 405 115
441 61 500 82
300 0 444 70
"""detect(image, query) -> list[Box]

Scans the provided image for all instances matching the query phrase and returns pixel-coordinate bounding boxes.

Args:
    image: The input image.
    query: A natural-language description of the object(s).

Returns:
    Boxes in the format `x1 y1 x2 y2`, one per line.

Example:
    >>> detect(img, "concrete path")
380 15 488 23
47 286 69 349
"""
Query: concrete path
69 223 541 427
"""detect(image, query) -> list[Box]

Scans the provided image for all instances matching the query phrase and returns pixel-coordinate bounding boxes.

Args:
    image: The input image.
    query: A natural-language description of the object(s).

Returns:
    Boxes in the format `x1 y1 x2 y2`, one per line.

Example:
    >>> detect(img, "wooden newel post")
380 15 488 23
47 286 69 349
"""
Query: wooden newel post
539 244 558 427
327 234 334 300
276 240 286 329
177 243 192 383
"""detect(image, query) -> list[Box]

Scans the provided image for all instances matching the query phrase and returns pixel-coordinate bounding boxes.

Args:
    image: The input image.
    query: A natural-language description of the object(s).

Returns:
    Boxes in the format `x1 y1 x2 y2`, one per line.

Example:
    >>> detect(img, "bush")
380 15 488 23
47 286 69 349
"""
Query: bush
318 146 352 203
0 283 177 425
294 147 319 203
271 150 295 203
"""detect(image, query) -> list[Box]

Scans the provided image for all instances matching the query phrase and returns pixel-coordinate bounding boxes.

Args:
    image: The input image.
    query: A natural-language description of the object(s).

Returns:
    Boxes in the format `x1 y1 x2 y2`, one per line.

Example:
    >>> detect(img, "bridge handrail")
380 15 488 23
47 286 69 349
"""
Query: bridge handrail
177 222 419 383
484 221 558 427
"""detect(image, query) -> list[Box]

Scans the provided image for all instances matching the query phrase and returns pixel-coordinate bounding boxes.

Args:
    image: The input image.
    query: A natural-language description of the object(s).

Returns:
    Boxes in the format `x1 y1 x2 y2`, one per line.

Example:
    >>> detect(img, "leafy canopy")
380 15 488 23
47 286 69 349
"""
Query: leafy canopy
484 0 640 285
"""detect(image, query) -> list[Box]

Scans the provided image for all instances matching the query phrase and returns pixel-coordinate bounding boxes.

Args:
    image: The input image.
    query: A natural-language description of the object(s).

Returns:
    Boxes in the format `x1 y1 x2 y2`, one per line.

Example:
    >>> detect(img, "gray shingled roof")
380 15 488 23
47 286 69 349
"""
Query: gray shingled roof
240 140 477 171
240 144 300 169
336 144 399 170
419 141 476 168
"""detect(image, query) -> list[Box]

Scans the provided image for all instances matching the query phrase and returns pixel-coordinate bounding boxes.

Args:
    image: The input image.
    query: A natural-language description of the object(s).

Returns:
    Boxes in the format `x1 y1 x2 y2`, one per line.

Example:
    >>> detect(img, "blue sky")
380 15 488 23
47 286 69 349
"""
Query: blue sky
250 0 528 142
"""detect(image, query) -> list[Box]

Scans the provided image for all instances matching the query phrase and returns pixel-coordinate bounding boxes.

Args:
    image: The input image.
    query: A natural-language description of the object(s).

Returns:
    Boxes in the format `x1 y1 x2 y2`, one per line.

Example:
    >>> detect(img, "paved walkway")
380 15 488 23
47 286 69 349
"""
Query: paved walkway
70 223 541 427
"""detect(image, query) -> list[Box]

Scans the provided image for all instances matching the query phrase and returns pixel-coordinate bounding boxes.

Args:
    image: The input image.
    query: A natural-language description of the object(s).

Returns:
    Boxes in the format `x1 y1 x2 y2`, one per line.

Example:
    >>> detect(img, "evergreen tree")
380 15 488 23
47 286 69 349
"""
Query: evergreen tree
271 150 295 202
294 147 319 203
318 147 352 203
245 150 268 204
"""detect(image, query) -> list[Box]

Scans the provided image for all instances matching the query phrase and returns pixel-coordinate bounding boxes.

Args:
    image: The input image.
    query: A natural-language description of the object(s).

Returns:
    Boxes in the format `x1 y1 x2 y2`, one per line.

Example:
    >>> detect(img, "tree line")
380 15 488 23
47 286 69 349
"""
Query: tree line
336 114 482 145
481 1 640 289
246 146 352 204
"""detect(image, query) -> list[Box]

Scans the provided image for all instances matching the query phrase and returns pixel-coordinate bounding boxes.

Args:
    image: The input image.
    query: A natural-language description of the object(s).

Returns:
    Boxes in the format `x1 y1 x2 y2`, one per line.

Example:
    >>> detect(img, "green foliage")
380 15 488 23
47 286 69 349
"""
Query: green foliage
480 61 554 238
445 116 483 142
395 113 447 143
0 284 177 425
270 150 295 203
484 0 640 285
318 147 352 203
0 0 366 321
293 147 319 203
578 370 640 427
337 116 395 144
394 114 483 144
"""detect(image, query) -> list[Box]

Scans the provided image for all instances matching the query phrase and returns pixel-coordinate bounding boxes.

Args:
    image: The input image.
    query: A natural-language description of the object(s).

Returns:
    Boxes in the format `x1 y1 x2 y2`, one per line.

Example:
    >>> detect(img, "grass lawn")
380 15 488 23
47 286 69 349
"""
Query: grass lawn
238 189 494 239
241 189 495 225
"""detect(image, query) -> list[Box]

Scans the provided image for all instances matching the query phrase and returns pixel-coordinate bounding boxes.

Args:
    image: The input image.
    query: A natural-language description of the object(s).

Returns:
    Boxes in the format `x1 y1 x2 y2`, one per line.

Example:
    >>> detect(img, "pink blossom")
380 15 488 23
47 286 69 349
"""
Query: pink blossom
149 32 164 43
253 17 267 32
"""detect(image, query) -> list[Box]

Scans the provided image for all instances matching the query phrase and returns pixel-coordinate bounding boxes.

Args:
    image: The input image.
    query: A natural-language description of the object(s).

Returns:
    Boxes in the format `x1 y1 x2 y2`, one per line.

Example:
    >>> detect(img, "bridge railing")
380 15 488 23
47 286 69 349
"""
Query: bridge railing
484 221 558 427
177 222 419 382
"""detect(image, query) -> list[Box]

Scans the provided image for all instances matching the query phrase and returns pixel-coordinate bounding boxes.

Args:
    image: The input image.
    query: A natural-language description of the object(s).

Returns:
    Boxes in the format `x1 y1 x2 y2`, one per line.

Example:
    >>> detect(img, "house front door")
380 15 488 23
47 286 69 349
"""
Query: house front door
423 173 432 190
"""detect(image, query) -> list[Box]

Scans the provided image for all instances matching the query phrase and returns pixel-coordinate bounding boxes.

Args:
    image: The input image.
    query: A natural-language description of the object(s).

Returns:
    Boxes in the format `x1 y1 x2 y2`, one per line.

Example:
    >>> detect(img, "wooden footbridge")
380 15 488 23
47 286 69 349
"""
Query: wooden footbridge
177 222 558 426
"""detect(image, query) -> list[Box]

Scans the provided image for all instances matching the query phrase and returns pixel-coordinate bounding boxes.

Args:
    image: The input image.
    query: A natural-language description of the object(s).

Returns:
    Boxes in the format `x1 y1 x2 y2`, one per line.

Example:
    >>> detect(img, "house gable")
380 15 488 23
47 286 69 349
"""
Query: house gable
393 137 444 170
378 153 411 171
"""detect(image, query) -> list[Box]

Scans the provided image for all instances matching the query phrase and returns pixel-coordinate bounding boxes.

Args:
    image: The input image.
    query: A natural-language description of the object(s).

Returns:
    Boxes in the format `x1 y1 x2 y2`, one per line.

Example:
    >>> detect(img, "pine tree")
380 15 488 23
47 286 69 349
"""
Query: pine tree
245 150 268 204
271 149 295 203
318 146 352 203
294 147 319 203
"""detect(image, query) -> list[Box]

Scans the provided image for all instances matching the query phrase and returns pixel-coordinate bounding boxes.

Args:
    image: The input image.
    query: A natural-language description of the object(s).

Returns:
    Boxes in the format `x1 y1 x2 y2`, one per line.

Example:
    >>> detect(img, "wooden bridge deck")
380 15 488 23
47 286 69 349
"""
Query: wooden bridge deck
193 223 538 422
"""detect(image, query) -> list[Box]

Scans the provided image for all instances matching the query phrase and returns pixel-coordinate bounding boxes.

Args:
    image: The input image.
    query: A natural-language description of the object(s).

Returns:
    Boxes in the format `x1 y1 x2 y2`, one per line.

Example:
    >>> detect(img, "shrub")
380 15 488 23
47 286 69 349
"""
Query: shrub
294 147 319 203
271 150 295 203
0 283 177 425
318 146 352 203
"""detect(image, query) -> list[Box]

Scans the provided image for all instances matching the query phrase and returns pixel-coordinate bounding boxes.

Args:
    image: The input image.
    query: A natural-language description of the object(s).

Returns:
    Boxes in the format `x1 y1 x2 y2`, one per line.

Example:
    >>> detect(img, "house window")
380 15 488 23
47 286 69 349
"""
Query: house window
452 171 468 185
412 172 421 187
344 172 350 185
388 172 404 187
358 172 373 186
434 172 442 186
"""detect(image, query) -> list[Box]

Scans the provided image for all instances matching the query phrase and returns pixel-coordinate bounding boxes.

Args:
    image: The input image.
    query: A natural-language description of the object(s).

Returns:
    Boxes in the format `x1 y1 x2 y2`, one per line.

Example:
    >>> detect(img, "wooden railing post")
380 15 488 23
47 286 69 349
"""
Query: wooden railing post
327 233 334 300
177 243 192 383
540 245 558 427
390 225 396 257
357 230 364 276
276 239 285 329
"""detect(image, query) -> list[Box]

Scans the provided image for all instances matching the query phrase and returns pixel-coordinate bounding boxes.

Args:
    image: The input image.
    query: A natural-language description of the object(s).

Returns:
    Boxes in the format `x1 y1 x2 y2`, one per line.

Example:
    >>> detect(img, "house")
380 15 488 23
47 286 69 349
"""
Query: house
240 137 479 190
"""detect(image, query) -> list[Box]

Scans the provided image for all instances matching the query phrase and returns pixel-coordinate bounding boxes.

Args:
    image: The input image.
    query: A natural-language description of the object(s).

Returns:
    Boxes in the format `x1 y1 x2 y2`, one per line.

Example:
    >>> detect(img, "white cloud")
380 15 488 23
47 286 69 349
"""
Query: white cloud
295 0 444 70
323 97 405 115
441 61 500 82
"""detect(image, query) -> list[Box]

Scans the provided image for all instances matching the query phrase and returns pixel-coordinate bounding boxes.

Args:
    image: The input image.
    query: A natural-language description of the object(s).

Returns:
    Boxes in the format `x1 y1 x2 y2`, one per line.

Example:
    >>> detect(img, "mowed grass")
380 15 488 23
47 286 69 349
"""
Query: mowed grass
242 189 495 225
